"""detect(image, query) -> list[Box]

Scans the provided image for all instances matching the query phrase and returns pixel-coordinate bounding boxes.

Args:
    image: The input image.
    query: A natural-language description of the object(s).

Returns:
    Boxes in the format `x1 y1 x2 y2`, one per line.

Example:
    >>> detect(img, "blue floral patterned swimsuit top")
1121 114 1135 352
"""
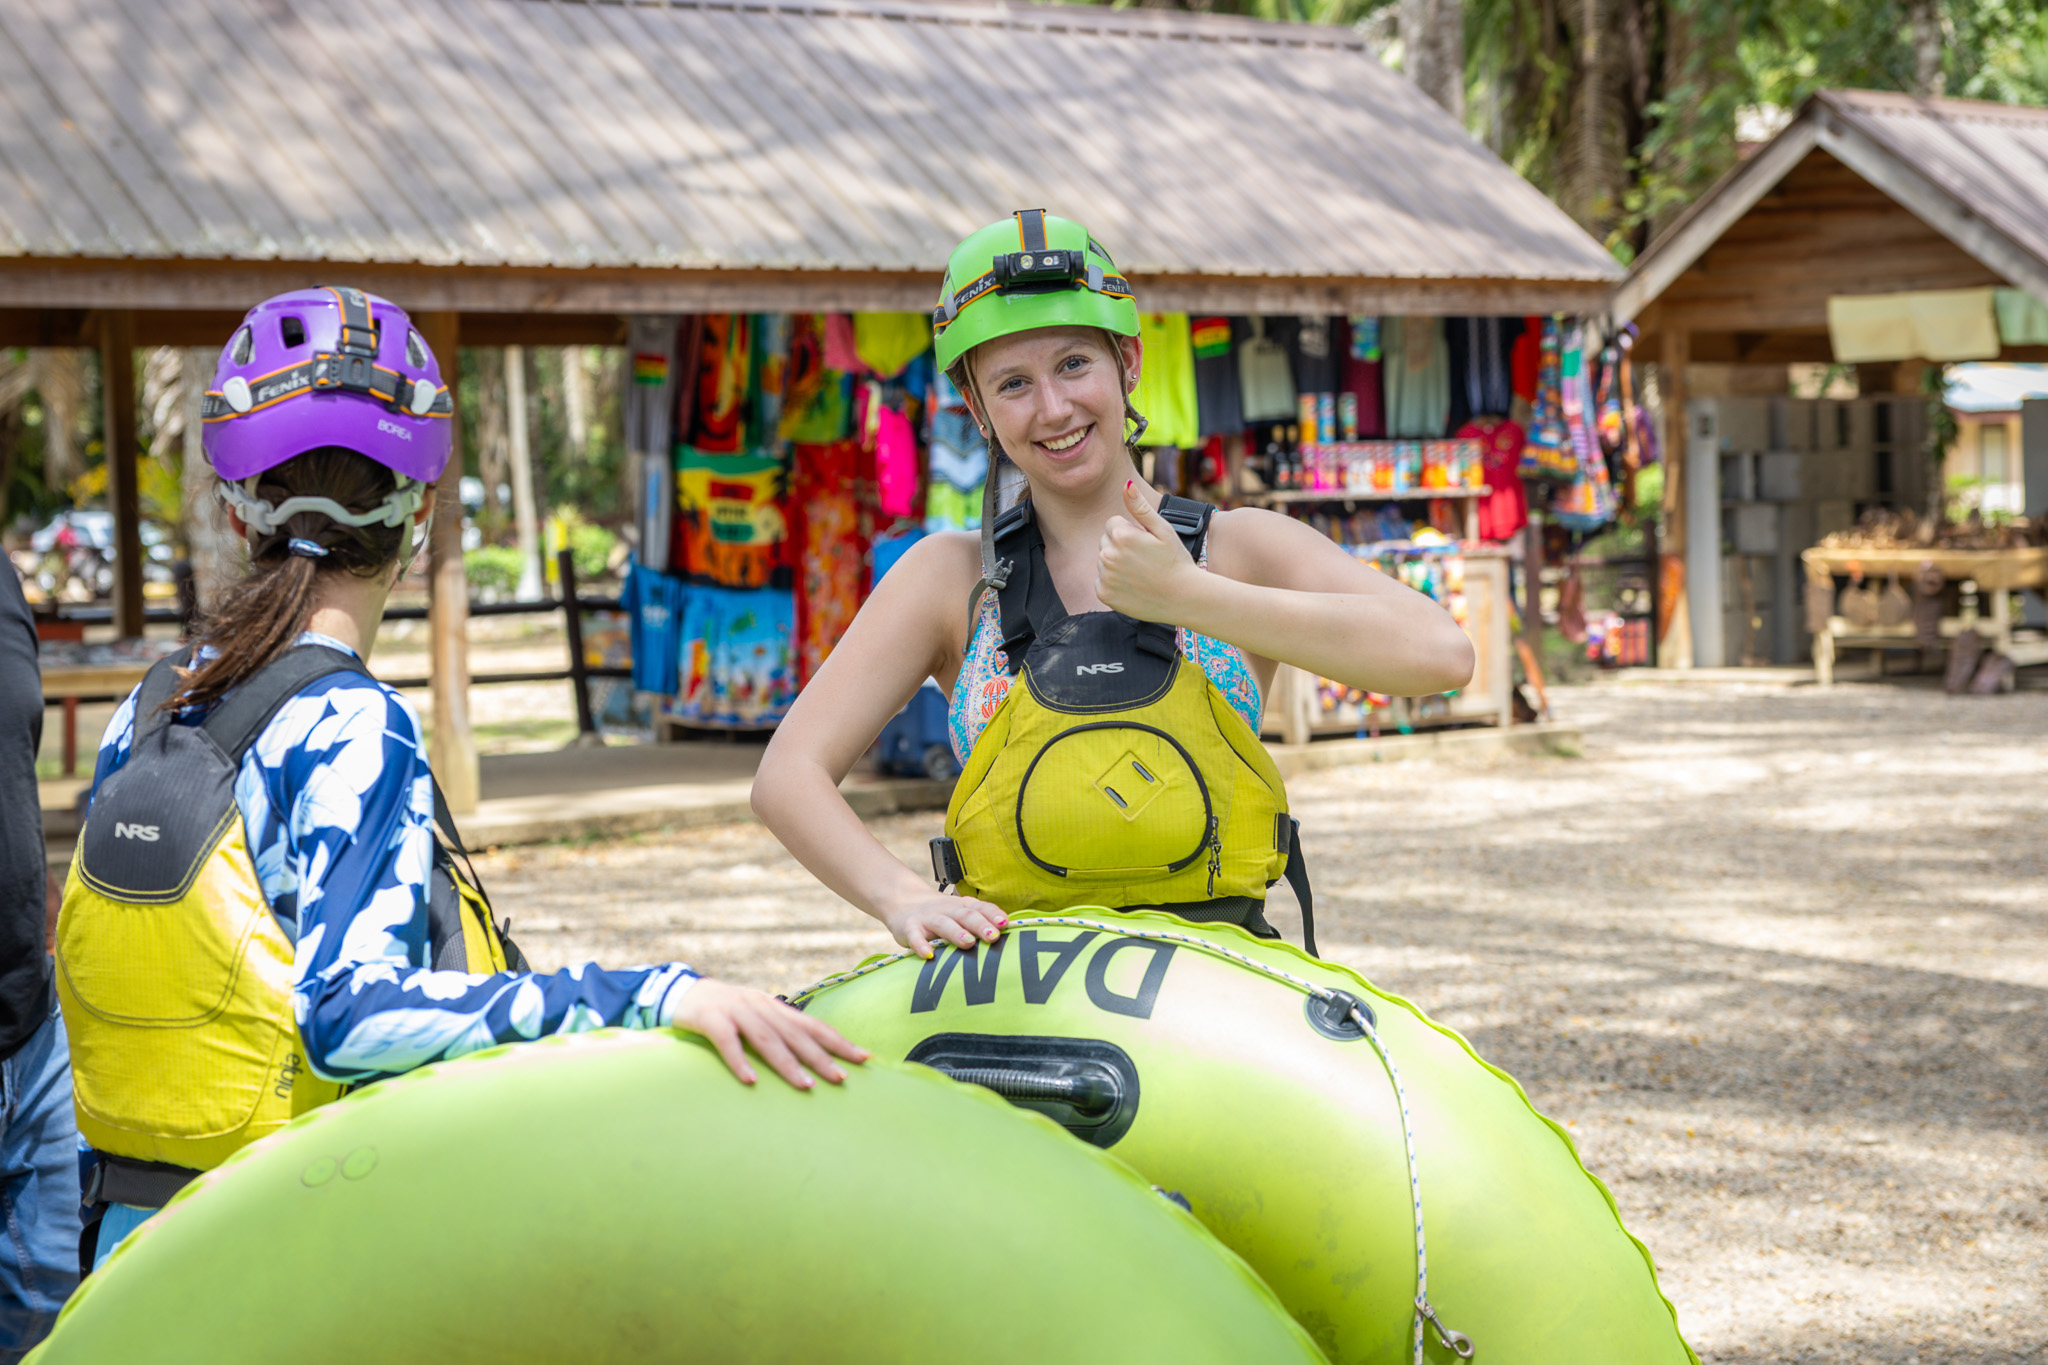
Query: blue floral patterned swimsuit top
948 538 1263 763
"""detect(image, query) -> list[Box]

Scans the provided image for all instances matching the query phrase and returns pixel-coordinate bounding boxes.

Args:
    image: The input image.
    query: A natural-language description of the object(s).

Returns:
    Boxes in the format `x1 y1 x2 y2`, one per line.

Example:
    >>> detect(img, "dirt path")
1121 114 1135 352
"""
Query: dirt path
478 677 2048 1364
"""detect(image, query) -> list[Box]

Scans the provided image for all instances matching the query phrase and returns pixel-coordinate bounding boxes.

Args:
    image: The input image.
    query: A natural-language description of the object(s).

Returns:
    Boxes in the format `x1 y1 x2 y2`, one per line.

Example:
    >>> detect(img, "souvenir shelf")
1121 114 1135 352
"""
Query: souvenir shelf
1257 545 1516 745
1242 487 1490 540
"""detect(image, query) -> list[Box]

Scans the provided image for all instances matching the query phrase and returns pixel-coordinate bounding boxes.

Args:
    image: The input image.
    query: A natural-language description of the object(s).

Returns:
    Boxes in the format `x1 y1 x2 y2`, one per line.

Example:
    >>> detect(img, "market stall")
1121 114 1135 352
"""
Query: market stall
1802 536 2048 685
613 306 1654 747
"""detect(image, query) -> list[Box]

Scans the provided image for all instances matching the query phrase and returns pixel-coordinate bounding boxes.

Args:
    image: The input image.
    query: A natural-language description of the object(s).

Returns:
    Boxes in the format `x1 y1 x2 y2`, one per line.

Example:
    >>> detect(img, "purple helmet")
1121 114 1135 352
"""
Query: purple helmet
202 286 452 485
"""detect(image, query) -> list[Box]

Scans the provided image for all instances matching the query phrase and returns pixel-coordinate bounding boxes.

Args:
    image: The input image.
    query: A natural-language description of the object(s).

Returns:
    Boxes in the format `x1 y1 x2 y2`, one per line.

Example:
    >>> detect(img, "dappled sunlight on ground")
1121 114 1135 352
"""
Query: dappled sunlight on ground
479 676 2048 1365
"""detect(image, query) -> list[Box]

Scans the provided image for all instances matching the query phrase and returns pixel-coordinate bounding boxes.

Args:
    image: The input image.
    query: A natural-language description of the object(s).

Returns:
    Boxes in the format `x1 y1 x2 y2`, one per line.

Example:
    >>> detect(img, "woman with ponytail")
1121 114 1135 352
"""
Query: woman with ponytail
62 289 862 1269
753 212 1476 959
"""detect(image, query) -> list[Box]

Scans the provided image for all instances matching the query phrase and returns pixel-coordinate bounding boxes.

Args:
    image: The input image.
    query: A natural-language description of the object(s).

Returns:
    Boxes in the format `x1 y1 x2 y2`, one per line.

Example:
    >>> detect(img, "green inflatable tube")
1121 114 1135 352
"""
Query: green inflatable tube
794 911 1698 1365
31 1030 1328 1365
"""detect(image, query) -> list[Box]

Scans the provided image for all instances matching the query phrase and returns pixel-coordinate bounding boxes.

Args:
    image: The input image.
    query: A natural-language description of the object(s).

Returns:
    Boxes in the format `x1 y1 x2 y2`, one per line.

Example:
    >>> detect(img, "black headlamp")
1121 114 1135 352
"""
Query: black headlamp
991 247 1087 295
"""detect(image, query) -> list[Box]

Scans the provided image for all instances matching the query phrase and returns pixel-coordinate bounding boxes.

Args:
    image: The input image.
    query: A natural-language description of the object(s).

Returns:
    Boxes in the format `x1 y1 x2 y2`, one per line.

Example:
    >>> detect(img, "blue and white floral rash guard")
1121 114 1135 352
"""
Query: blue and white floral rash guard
88 633 698 1085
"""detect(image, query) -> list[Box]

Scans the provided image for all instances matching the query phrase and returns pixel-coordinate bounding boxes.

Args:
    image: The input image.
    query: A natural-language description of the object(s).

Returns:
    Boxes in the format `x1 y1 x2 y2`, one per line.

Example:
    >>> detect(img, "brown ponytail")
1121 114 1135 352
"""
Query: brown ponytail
170 446 410 713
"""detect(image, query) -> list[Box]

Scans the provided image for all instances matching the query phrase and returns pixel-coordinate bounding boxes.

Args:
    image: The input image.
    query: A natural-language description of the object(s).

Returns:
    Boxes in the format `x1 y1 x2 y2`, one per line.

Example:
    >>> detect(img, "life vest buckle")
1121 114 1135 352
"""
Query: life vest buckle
929 836 964 891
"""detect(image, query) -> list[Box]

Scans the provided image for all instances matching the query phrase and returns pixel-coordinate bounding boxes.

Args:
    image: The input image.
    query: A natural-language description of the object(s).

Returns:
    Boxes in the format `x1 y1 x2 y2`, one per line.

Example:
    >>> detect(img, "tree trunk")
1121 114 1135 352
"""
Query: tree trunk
180 347 236 614
1400 0 1465 120
563 346 592 461
504 346 545 601
475 351 506 535
1908 0 1944 96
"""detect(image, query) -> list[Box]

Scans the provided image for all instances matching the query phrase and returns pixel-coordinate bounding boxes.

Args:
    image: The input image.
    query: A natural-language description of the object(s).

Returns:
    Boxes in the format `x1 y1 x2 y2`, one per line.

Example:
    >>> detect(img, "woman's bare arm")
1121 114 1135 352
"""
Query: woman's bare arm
750 533 1008 958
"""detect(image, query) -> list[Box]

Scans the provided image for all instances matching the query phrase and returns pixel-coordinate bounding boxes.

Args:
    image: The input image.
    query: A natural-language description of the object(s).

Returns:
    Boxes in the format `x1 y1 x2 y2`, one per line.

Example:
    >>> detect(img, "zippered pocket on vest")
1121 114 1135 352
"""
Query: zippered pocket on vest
1015 722 1215 879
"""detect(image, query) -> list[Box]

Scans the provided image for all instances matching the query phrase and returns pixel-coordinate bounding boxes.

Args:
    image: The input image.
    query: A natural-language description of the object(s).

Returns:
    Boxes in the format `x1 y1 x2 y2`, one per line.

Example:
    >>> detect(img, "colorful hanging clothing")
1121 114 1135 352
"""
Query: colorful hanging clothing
871 525 926 584
677 447 787 588
691 314 750 454
854 313 933 380
1133 312 1200 449
928 407 988 490
823 314 862 374
789 441 866 687
924 482 982 533
1338 316 1384 439
1595 343 1628 460
1510 316 1541 401
1560 322 1599 472
857 382 919 520
620 559 689 696
1552 324 1618 532
1348 316 1380 361
780 314 852 444
1518 318 1576 483
675 587 799 728
1382 317 1450 438
1190 316 1242 438
1456 418 1530 543
752 313 790 447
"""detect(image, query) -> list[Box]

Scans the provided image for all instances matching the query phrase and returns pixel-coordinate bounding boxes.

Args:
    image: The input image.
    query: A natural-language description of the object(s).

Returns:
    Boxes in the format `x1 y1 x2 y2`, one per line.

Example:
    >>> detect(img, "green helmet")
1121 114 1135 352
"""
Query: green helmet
932 210 1139 372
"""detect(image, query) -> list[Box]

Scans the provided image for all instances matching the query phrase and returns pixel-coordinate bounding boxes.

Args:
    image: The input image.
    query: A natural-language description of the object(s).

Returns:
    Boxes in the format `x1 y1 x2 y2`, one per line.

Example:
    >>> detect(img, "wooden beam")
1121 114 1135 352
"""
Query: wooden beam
1687 329 1836 364
0 258 1615 319
98 311 146 639
0 309 92 347
415 311 479 816
456 313 629 347
1614 120 1823 322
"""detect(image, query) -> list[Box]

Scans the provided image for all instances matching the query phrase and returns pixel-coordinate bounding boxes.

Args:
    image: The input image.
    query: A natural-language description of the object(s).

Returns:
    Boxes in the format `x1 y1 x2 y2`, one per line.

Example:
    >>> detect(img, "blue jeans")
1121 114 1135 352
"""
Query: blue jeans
0 1000 79 1362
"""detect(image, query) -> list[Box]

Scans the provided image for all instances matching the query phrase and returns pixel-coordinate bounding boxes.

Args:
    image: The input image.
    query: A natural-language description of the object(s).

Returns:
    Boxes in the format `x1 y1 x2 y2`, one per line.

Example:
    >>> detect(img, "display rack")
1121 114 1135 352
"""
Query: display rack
1241 487 1489 540
1258 546 1515 745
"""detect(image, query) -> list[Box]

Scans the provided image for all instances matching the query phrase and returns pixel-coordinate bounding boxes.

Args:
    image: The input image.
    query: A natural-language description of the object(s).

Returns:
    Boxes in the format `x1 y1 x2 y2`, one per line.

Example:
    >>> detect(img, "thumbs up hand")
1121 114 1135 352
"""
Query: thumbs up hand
1096 480 1199 623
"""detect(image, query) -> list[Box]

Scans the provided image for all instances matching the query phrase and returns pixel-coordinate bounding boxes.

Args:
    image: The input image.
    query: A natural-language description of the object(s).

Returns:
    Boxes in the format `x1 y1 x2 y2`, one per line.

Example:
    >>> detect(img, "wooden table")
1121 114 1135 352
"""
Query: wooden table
1800 545 2048 685
39 663 151 777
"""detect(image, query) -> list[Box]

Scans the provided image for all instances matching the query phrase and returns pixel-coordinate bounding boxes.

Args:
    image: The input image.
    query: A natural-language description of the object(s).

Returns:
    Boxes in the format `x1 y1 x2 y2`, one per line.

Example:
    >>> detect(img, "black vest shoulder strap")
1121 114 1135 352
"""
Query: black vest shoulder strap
131 647 199 738
200 644 370 762
1156 494 1215 560
989 502 1065 675
989 495 1218 674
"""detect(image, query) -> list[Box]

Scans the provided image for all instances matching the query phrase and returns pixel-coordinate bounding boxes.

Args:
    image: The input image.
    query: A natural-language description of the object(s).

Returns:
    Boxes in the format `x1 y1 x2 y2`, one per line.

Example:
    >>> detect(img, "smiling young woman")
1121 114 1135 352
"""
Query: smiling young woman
752 211 1474 959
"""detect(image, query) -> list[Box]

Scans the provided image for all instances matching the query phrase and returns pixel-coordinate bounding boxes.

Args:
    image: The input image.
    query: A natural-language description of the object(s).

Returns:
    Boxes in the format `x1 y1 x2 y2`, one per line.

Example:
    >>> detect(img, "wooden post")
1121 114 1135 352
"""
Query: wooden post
1659 324 1694 667
557 546 601 745
416 312 480 814
100 311 146 638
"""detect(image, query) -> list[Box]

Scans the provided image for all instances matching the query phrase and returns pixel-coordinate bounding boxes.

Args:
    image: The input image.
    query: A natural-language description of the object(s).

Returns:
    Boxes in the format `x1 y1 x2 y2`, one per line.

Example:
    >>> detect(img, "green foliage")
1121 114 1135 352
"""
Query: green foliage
566 519 617 581
464 545 525 597
457 346 628 547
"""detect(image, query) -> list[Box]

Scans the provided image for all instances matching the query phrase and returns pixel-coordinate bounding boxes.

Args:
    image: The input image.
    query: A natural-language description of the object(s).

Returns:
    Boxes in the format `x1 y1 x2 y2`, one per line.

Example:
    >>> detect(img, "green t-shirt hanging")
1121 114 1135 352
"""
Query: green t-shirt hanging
1134 312 1200 449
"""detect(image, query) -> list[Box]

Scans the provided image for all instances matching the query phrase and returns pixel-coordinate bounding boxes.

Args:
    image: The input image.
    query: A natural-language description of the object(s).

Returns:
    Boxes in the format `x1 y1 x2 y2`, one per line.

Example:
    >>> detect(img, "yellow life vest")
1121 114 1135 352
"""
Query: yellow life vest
934 498 1314 947
58 646 517 1181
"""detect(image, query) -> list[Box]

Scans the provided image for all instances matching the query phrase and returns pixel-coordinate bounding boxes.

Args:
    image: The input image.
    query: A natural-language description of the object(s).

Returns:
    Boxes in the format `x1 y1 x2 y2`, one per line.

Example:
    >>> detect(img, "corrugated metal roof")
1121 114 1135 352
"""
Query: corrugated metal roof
1818 90 2048 279
1618 89 2048 321
0 0 1618 286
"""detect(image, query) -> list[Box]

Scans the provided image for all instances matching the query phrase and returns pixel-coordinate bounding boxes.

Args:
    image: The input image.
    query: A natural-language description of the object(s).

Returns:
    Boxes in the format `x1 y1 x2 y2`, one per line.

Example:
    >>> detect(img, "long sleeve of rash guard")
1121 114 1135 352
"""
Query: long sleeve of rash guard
90 649 698 1085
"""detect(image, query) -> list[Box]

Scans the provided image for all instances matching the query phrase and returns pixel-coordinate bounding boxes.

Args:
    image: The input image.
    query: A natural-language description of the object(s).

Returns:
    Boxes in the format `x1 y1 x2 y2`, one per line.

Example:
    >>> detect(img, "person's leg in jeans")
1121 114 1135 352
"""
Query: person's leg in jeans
0 1003 80 1362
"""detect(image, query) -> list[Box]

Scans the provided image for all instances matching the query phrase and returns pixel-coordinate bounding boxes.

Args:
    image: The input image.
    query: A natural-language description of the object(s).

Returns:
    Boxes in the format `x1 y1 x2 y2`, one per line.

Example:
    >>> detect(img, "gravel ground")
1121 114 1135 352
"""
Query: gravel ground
478 677 2048 1364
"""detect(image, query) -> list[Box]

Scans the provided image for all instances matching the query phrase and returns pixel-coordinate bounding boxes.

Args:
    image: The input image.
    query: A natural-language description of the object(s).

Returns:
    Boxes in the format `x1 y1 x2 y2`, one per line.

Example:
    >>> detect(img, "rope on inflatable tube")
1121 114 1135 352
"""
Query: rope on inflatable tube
792 915 1475 1363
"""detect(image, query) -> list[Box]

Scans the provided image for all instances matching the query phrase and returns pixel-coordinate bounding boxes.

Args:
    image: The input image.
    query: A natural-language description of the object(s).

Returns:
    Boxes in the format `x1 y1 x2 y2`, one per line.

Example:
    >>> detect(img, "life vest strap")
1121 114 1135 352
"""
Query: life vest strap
990 496 1216 674
1278 816 1317 958
200 644 371 759
84 1153 198 1211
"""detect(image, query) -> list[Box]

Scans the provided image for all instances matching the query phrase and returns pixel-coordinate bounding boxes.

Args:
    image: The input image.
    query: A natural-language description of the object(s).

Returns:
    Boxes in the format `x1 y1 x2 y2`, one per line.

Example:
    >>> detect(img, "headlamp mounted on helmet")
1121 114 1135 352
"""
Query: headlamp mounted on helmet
934 209 1131 333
